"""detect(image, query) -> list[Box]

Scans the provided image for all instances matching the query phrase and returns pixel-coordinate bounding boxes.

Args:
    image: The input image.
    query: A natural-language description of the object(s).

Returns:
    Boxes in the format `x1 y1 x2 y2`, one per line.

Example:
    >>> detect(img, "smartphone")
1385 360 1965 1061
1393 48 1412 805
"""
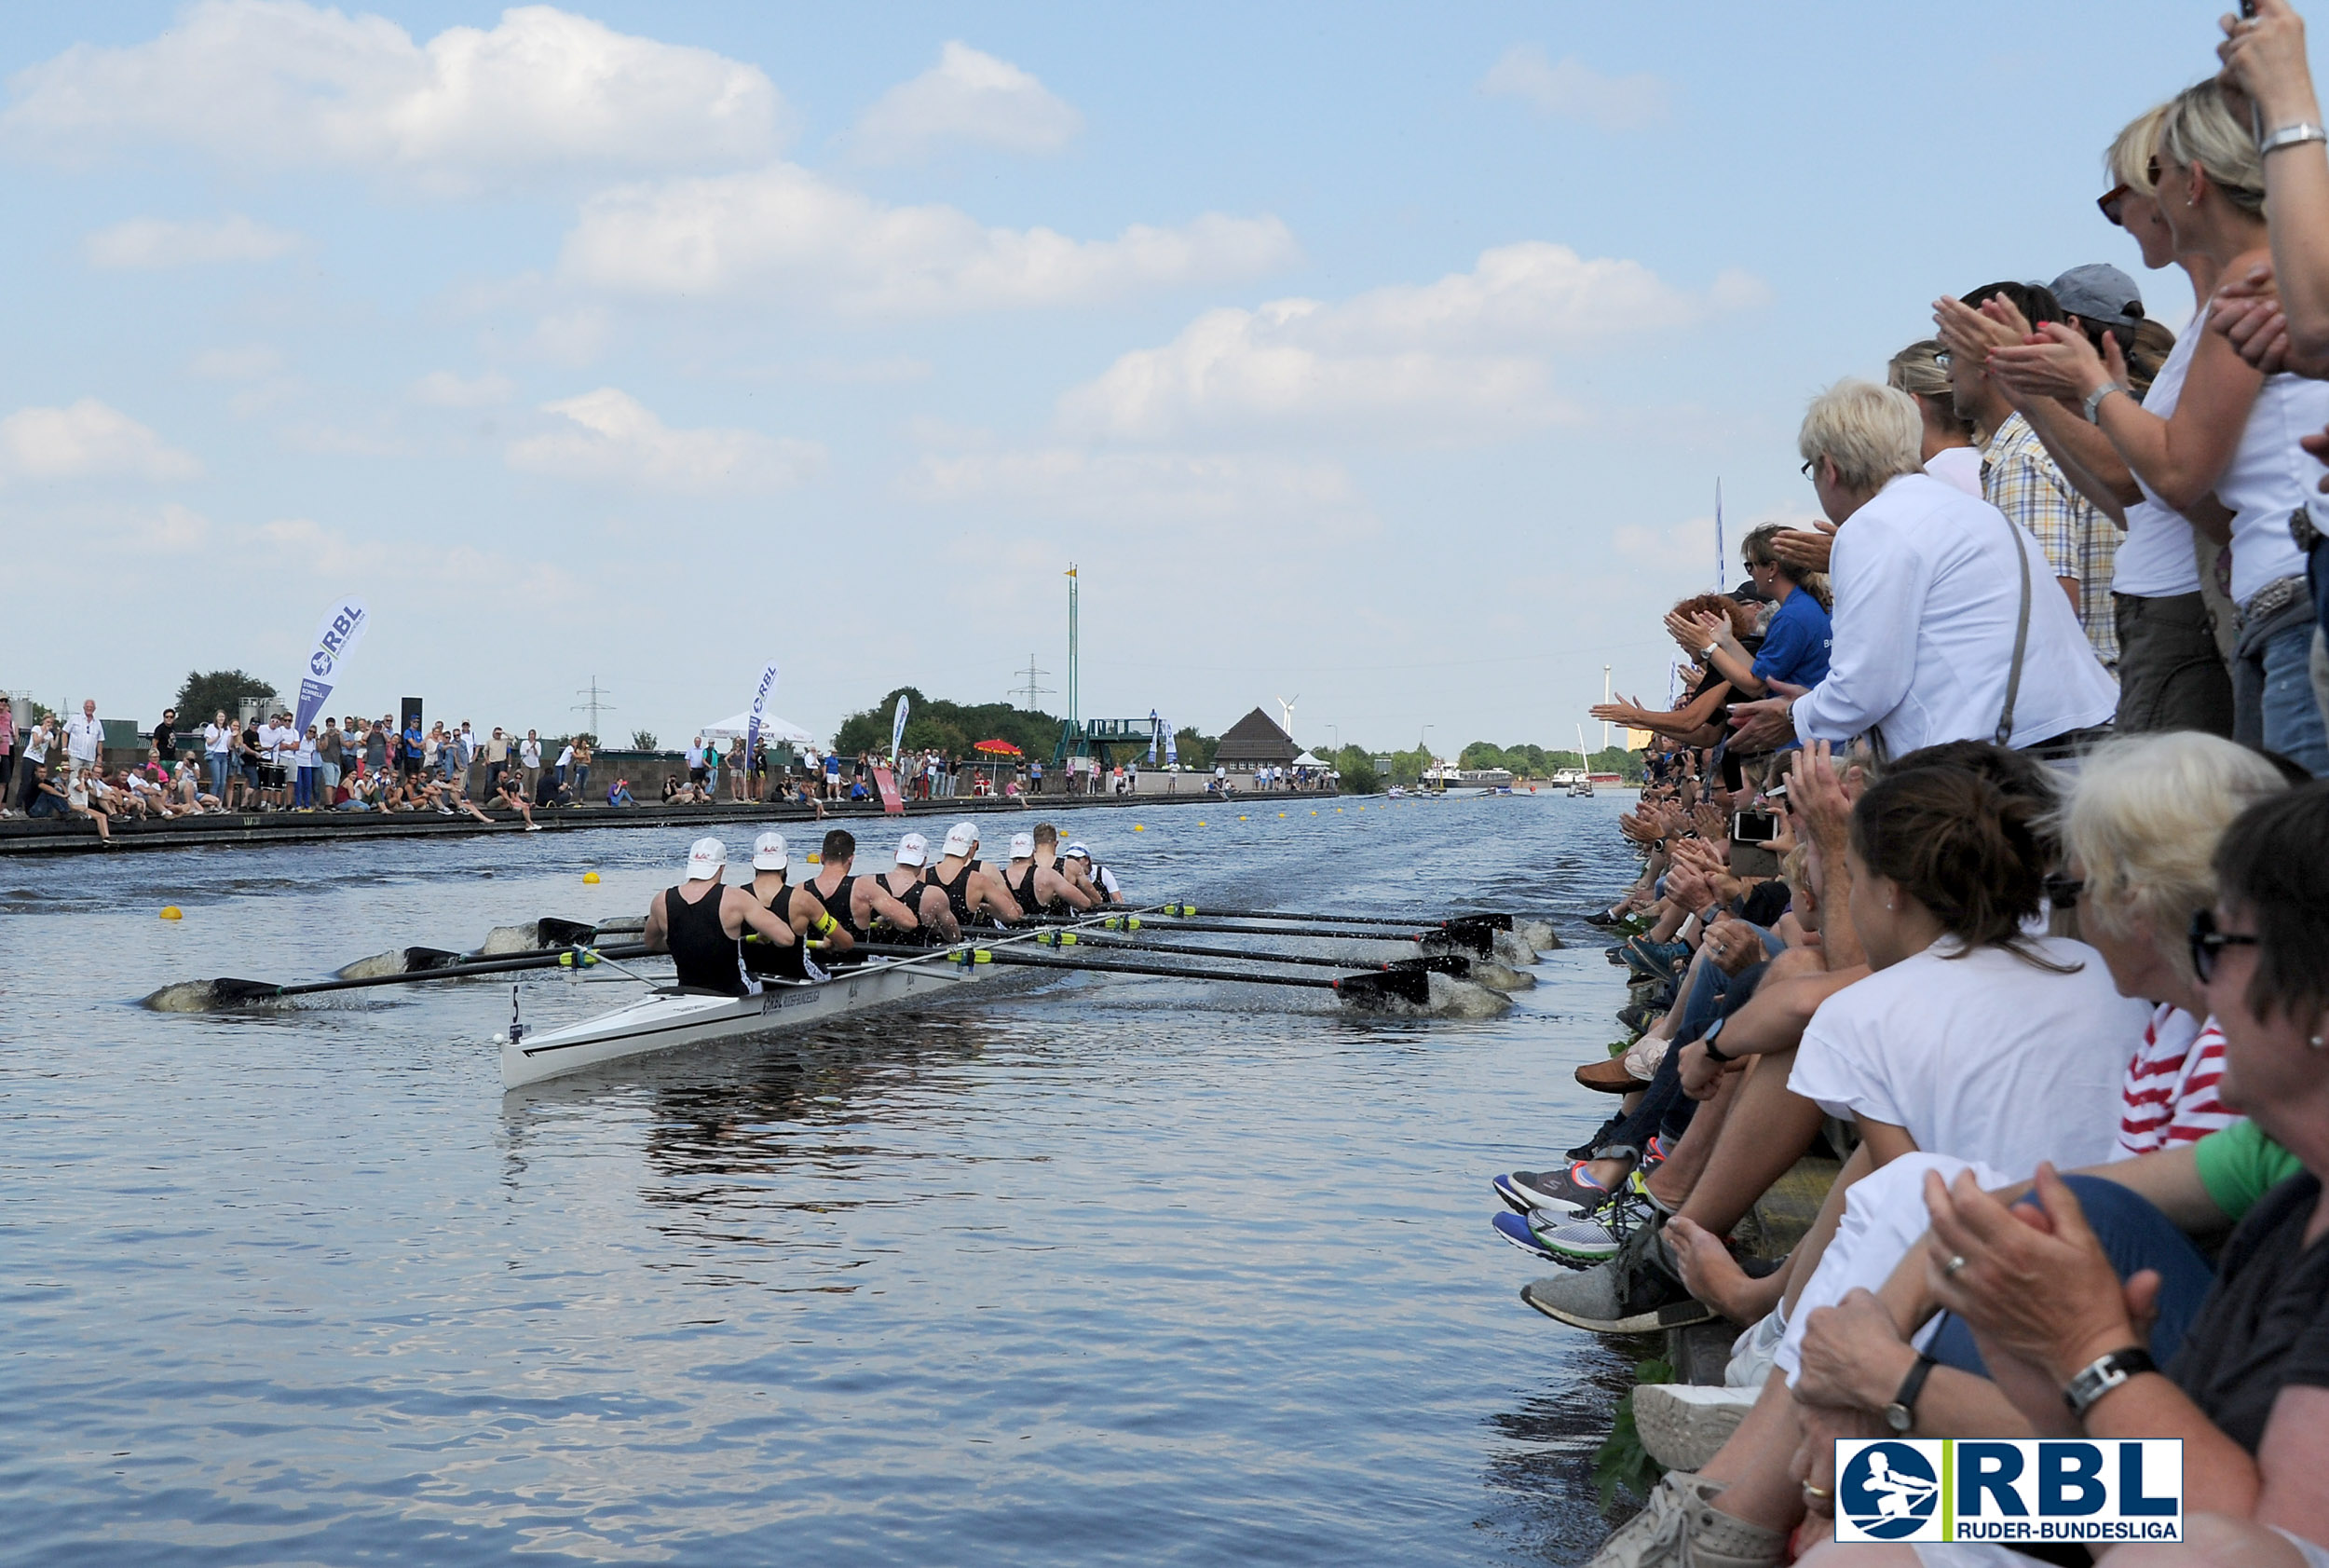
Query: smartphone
2242 0 2258 17
1733 810 1782 845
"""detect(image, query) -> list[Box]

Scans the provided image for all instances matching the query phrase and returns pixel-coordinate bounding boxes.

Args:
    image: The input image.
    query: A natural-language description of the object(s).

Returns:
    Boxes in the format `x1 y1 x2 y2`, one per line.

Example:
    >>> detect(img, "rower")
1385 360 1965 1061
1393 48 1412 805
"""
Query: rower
741 831 852 980
873 831 958 943
926 821 1022 929
640 837 801 996
1061 840 1124 906
1001 825 1095 916
805 828 924 949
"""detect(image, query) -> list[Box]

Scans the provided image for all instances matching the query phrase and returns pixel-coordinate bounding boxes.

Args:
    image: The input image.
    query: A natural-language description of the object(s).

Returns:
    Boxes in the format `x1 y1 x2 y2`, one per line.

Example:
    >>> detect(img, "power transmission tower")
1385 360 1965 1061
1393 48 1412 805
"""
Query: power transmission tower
573 675 615 738
1014 655 1054 712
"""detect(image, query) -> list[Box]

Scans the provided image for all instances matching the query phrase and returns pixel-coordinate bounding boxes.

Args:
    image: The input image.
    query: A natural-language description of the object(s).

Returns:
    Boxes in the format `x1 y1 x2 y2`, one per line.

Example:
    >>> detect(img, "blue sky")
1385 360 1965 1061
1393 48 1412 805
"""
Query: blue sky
0 2 2269 755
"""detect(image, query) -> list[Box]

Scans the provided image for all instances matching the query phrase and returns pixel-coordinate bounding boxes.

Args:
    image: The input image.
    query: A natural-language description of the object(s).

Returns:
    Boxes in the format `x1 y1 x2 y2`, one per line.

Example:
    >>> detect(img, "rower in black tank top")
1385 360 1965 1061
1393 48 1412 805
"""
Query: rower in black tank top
744 883 814 980
665 882 750 995
1006 862 1045 915
821 875 864 942
929 861 978 928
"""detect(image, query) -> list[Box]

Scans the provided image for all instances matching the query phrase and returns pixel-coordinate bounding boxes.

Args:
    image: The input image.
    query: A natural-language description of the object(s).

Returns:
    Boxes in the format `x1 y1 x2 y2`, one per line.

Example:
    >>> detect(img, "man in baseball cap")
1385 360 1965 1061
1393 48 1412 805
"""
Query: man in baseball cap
867 830 955 943
1001 826 1094 916
1060 839 1124 905
2049 263 2145 355
641 837 802 995
741 829 852 980
924 821 1022 929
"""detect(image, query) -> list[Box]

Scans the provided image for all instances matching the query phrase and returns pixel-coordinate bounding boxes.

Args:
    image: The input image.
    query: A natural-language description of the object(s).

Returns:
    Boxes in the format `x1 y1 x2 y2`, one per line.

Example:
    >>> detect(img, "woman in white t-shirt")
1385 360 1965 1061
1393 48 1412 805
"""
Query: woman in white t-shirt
1885 338 1982 497
1993 81 2327 772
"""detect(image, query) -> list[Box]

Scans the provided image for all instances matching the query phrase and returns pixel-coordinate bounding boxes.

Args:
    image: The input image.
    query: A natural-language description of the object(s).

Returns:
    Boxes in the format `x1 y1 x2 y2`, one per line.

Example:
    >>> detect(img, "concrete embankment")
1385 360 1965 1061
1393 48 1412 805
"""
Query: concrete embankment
0 787 1341 856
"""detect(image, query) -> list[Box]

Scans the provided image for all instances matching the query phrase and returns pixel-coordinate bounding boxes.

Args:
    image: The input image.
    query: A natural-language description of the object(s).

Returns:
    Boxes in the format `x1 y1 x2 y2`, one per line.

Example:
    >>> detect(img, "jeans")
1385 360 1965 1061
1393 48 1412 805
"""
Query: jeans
1580 957 1770 1162
573 765 589 800
295 767 315 808
2114 591 2234 736
1927 1176 2217 1375
2232 594 2329 776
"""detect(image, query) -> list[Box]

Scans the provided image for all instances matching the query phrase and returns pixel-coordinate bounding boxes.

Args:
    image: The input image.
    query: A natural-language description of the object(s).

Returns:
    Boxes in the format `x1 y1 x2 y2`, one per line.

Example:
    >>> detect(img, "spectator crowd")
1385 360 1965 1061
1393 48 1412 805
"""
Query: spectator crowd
1496 13 2329 1568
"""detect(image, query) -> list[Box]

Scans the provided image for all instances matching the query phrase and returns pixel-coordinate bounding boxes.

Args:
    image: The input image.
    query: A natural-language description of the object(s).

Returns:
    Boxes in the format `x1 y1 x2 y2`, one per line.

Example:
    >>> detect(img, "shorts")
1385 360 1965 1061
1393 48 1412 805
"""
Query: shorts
689 767 707 784
264 766 287 789
400 755 422 775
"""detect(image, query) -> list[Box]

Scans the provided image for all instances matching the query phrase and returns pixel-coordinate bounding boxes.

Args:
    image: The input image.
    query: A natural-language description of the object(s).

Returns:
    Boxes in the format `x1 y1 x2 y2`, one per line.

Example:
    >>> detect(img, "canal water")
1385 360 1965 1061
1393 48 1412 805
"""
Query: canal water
2 794 1645 1565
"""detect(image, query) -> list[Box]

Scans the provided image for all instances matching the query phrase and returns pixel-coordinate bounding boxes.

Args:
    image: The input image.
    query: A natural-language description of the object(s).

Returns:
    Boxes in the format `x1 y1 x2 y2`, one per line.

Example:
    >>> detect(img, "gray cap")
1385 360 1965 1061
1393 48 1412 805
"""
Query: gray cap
2050 264 2145 328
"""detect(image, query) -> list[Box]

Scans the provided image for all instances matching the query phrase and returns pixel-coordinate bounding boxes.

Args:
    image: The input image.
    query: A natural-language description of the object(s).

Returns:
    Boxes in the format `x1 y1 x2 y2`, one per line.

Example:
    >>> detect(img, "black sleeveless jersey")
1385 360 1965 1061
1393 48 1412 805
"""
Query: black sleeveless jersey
664 882 748 995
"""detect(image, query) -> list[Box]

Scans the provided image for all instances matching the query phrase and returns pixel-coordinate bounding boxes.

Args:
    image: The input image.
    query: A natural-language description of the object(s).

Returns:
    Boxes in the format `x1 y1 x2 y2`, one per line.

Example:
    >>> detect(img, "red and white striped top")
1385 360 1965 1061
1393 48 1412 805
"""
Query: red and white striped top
2117 1004 2234 1157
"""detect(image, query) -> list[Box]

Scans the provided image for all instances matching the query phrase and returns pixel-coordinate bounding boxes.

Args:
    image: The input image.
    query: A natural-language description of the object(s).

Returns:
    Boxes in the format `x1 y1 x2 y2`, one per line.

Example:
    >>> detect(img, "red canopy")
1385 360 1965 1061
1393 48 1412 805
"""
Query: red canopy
973 738 1023 756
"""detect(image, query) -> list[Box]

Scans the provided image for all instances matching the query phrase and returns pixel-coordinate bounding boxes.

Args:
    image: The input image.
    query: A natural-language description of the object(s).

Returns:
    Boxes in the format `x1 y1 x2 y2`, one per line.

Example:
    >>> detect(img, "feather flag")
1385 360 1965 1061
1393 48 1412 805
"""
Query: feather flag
293 595 369 735
891 693 910 762
744 661 780 759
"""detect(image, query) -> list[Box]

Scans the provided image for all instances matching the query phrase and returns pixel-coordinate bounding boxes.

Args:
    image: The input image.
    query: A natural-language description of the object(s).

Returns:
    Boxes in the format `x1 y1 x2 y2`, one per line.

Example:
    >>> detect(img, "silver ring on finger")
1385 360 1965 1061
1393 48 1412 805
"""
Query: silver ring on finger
1944 1254 1968 1276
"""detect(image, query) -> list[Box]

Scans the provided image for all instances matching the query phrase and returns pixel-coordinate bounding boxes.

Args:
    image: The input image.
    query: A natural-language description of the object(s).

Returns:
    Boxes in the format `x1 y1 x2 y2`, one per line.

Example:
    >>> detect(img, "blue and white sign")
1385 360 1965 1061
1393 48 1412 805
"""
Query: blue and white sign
1834 1440 2182 1545
744 661 780 759
293 595 369 735
891 693 910 762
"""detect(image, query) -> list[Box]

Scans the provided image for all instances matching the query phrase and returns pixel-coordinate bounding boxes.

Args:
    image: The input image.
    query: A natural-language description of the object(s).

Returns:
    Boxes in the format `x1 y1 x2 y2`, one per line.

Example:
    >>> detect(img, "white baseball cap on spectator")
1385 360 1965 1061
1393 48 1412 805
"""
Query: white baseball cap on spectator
752 831 788 871
686 838 727 881
942 823 977 858
896 832 930 866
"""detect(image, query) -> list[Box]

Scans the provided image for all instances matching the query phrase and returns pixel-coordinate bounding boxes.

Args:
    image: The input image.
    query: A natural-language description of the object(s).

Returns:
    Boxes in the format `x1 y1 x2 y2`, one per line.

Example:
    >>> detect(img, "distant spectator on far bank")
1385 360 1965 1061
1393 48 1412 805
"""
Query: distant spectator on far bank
65 699 102 775
608 777 635 808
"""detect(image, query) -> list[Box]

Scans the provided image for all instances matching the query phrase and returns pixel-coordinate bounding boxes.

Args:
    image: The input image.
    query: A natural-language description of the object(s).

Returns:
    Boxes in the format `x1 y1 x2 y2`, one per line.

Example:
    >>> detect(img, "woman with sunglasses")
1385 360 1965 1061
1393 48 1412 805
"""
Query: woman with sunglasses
1991 82 2329 772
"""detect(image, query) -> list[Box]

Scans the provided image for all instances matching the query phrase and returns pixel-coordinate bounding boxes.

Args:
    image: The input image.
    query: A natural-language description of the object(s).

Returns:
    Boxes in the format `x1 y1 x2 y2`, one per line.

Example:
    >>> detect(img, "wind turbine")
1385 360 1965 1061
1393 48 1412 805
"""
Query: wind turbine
1274 695 1299 735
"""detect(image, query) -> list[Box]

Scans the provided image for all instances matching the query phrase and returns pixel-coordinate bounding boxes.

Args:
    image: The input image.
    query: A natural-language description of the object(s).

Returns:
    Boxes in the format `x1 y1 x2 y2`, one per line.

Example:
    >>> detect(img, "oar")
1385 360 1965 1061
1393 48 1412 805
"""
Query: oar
1037 928 1475 977
845 941 1434 1006
1098 914 1501 956
1159 904 1514 934
147 943 655 1011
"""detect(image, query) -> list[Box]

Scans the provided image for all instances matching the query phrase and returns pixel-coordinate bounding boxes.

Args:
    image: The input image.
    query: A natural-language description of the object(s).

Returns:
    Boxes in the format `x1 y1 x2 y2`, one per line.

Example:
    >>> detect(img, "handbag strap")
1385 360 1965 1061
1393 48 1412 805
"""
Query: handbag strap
1994 506 2034 746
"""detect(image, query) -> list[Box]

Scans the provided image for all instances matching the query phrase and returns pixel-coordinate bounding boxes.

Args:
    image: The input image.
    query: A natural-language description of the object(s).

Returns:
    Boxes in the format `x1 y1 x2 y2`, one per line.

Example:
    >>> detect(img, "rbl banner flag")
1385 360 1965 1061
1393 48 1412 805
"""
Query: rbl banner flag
294 597 370 735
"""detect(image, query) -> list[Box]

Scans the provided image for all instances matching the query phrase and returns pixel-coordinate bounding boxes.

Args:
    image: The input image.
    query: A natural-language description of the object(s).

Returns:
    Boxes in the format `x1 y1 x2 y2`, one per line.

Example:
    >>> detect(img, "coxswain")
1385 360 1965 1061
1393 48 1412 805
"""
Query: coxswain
1061 840 1124 905
1001 826 1094 916
926 822 1022 928
805 828 924 948
741 831 853 980
872 831 959 943
640 838 801 995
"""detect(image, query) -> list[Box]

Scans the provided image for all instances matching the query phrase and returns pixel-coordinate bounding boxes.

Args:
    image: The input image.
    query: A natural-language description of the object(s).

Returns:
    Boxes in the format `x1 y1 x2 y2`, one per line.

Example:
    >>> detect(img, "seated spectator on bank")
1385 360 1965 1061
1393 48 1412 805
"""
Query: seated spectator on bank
608 778 635 808
1729 379 2120 763
492 770 539 828
1794 781 2329 1568
61 767 114 843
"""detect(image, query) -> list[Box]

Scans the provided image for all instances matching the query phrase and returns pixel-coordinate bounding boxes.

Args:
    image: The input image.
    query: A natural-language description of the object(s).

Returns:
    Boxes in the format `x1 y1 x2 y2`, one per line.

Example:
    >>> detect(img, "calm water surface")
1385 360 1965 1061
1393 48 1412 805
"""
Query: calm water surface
2 795 1646 1565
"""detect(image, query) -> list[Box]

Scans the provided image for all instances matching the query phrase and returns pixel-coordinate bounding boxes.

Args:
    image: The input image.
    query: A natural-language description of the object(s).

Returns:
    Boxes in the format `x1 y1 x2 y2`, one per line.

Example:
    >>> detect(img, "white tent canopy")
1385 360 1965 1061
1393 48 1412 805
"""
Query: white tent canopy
1291 750 1327 766
699 711 815 747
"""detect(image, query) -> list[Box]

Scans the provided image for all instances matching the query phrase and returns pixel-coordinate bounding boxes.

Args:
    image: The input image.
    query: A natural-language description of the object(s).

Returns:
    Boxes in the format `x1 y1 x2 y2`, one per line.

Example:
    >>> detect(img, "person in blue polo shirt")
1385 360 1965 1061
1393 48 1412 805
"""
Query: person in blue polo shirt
1672 523 1833 703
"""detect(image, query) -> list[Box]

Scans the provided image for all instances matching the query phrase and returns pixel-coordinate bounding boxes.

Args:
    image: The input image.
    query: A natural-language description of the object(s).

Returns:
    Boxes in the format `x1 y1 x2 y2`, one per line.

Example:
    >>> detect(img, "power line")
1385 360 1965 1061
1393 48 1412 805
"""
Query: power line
573 675 616 737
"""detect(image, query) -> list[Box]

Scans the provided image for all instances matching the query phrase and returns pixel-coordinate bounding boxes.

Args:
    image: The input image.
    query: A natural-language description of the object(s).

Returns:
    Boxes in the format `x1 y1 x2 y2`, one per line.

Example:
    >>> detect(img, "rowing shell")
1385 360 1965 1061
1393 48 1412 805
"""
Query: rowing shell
499 947 992 1090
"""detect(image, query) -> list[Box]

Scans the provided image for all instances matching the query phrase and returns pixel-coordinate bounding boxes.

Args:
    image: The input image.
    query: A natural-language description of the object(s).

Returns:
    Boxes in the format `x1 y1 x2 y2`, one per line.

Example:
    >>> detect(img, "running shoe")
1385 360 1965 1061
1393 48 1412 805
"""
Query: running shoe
1621 937 1691 977
1603 944 1633 967
1583 908 1618 927
1490 1209 1562 1260
1615 1002 1664 1032
1528 1181 1661 1266
1492 1162 1610 1217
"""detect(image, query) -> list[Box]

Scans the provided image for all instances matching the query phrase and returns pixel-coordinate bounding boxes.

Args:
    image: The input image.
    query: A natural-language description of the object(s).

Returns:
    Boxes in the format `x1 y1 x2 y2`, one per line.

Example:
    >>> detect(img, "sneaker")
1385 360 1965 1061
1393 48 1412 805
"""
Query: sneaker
1616 1002 1665 1032
1490 1209 1562 1260
437 805 455 816
1521 1223 1714 1333
524 823 543 832
1623 937 1691 977
1631 1384 1759 1474
1526 1190 1652 1265
1584 907 1618 927
1492 1162 1611 1217
1605 944 1634 967
1581 1466 1784 1568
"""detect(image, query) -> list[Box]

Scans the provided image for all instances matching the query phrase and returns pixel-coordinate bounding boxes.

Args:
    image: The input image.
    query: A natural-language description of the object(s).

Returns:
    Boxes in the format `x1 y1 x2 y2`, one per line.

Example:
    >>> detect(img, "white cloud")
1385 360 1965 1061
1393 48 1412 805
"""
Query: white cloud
85 214 300 268
558 162 1298 311
3 2 782 191
411 369 512 408
849 40 1082 163
506 388 822 494
0 399 202 483
1481 46 1670 131
1059 241 1764 441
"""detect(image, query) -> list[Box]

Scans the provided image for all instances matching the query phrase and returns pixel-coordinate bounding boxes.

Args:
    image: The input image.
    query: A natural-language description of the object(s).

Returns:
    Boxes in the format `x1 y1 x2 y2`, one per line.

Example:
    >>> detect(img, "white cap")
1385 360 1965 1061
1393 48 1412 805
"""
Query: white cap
1008 831 1035 859
1062 841 1091 861
941 822 977 858
895 831 930 867
751 830 788 871
686 837 727 880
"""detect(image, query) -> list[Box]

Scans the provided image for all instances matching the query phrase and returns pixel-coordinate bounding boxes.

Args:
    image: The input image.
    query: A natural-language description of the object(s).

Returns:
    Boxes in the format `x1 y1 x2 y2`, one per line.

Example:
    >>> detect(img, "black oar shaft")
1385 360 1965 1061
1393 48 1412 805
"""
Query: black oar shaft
251 943 653 1000
1162 904 1508 930
1131 917 1425 942
1066 934 1395 970
972 948 1343 989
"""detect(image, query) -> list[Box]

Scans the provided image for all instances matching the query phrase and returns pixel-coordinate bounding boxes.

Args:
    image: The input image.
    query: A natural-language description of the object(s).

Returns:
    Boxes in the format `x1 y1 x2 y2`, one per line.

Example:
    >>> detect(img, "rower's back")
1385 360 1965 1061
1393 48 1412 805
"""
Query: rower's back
664 881 750 995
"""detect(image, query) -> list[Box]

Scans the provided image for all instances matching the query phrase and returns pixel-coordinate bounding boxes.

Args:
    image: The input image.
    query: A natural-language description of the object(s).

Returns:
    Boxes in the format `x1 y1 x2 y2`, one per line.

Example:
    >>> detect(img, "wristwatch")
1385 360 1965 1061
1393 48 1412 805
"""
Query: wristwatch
2261 122 2329 157
2063 1346 2157 1419
2082 382 2129 423
1702 641 1722 661
1700 1015 1735 1064
1884 1353 1939 1434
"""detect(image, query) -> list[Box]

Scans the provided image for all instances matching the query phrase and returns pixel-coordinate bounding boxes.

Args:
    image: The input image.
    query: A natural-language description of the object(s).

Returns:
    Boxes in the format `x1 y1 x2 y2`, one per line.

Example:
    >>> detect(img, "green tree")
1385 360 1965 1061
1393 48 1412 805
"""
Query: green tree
1170 727 1218 769
174 669 279 724
629 729 659 751
1333 744 1379 794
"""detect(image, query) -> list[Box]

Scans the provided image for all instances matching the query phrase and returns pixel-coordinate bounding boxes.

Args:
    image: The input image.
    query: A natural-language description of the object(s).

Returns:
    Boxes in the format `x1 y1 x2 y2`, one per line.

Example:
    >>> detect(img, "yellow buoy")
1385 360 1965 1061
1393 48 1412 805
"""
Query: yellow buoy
159 906 183 920
1197 819 1205 825
1238 814 1247 821
1277 812 1286 818
807 852 821 865
1133 824 1144 831
582 871 601 884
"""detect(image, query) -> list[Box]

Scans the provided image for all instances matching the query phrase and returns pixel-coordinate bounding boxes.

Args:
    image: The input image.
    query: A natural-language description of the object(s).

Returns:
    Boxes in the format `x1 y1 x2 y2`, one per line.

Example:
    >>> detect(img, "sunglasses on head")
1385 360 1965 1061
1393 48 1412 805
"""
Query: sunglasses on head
2188 907 2261 984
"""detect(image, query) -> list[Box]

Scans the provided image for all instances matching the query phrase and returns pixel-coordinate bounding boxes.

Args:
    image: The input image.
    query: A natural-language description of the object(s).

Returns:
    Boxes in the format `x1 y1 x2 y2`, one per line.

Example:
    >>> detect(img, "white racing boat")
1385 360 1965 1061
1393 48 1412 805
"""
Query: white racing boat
498 945 995 1090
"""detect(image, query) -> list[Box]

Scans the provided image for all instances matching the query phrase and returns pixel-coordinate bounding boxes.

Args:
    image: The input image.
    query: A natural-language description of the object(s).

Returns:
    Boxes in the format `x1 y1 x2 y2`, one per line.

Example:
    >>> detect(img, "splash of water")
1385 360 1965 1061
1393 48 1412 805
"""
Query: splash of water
1491 931 1539 967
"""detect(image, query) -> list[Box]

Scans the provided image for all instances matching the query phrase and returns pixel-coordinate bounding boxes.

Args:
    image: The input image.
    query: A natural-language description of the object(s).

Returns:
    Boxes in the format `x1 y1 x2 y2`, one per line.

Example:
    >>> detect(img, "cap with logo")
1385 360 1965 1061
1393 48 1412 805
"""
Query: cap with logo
686 837 728 880
895 831 930 867
1062 841 1091 861
2049 264 2145 329
1008 831 1035 859
941 823 978 858
752 830 788 871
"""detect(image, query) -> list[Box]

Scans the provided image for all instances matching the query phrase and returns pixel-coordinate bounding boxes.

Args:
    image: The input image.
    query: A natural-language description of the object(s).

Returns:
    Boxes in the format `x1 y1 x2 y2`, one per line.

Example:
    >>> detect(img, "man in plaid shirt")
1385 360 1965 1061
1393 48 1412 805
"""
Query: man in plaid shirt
1947 280 2121 671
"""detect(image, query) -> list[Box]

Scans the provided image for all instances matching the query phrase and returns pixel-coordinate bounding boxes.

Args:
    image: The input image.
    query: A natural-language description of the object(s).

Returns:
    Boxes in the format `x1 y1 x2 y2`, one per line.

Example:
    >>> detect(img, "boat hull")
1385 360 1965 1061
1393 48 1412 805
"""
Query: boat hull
499 954 989 1090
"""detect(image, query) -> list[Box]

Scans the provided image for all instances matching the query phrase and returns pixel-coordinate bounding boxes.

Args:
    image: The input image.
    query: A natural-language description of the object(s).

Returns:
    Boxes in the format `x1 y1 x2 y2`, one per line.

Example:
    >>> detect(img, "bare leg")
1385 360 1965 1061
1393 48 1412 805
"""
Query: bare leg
1779 1142 1873 1316
1667 1046 1826 1236
1643 1058 1743 1204
1794 1546 1921 1568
